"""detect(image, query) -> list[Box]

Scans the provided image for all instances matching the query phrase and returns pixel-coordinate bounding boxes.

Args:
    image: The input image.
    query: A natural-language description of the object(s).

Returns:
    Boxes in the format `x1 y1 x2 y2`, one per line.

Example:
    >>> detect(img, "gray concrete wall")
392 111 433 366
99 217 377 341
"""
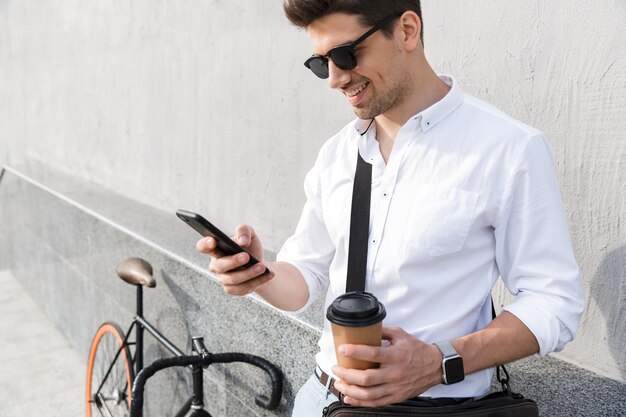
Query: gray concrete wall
0 0 350 252
0 0 625 408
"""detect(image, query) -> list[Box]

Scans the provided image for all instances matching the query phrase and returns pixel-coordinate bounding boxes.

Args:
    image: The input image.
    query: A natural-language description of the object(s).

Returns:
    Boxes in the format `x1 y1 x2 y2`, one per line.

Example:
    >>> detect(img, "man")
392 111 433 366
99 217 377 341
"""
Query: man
197 1 584 415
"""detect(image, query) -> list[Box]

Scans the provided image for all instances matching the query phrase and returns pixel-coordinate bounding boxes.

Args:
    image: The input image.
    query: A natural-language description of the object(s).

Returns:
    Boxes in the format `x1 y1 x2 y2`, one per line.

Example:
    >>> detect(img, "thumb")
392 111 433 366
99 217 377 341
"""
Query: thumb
234 224 255 247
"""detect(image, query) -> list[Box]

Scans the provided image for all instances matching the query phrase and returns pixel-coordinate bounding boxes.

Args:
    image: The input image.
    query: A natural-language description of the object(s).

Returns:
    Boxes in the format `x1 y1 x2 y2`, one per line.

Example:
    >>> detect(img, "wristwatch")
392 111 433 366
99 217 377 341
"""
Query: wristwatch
434 342 465 385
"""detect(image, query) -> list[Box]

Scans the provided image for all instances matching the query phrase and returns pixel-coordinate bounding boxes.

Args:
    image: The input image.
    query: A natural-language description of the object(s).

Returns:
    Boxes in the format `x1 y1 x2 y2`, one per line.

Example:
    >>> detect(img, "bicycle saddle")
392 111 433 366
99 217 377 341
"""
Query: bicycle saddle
116 257 156 288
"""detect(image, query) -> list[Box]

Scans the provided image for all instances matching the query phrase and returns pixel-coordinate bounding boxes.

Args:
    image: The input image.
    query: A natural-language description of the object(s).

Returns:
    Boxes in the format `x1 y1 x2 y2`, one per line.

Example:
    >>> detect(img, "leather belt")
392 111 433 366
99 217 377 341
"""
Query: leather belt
315 366 342 399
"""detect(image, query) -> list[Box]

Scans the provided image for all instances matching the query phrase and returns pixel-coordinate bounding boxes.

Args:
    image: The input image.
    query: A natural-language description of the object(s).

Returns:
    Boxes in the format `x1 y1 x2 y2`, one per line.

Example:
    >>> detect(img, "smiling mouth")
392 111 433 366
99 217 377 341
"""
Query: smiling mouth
345 82 369 97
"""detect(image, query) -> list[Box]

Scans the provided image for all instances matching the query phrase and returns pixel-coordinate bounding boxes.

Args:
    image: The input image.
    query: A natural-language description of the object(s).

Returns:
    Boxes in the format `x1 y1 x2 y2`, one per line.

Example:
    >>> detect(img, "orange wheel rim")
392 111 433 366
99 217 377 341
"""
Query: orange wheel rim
86 323 133 417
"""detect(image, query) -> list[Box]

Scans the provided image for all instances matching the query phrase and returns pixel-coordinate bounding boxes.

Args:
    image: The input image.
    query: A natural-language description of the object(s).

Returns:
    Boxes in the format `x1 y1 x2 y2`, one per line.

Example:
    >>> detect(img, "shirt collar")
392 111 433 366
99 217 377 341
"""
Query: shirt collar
417 75 463 132
353 74 464 135
355 118 375 136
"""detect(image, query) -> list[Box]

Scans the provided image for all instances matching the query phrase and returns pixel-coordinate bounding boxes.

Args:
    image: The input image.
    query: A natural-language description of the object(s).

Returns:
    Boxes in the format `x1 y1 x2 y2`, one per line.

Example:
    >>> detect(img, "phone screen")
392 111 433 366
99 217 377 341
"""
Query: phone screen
176 209 269 273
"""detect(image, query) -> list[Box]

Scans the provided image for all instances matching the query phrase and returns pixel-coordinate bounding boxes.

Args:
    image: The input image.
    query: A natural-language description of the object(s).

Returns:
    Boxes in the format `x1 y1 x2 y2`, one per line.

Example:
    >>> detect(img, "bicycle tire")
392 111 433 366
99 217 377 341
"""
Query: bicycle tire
86 322 135 417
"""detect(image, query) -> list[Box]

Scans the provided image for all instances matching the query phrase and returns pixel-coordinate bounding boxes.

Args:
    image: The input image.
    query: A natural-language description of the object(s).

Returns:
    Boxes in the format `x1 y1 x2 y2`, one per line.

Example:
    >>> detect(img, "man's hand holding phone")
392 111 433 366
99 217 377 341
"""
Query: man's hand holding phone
195 224 275 296
178 209 308 311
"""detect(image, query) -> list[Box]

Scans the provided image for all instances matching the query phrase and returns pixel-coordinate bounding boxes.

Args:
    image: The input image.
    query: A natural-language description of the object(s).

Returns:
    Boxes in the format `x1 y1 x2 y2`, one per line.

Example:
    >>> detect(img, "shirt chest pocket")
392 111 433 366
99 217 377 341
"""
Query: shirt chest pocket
400 185 479 257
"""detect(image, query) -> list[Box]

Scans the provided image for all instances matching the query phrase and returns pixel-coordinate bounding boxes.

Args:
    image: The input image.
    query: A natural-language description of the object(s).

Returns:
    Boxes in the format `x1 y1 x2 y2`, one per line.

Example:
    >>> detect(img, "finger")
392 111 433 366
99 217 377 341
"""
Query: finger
332 366 385 387
197 236 239 259
381 326 406 341
342 392 397 408
216 262 269 286
337 343 395 365
333 380 397 408
196 236 218 254
221 270 274 296
210 251 251 274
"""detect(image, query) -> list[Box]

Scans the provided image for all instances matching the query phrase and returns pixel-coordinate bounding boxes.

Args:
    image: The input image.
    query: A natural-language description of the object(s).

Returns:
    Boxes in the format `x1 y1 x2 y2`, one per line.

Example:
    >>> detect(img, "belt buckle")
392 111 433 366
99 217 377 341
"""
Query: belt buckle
316 366 341 400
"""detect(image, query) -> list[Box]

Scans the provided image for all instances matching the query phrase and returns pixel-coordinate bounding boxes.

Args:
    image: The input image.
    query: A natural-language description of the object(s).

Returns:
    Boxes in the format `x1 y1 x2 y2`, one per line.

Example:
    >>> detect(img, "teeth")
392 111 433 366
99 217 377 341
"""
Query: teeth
346 83 368 97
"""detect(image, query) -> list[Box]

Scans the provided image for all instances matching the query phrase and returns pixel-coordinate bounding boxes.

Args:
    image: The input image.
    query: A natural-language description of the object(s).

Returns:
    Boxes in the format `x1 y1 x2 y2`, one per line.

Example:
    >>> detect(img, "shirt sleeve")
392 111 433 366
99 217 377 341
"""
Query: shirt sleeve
276 146 336 313
494 134 585 355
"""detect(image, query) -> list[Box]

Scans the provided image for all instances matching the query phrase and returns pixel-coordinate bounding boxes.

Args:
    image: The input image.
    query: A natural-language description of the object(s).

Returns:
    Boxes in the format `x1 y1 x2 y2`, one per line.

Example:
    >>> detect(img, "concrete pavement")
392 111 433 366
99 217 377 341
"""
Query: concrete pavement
0 269 86 417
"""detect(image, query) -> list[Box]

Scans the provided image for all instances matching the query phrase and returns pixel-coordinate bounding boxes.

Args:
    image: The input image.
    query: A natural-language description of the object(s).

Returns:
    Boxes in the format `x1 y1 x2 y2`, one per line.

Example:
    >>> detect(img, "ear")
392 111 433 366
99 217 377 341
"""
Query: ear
396 11 422 51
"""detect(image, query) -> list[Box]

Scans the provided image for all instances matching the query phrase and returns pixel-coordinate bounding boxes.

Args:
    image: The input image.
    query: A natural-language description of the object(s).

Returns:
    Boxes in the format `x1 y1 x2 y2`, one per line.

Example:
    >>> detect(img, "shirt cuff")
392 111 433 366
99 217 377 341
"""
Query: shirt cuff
274 255 322 315
503 297 563 356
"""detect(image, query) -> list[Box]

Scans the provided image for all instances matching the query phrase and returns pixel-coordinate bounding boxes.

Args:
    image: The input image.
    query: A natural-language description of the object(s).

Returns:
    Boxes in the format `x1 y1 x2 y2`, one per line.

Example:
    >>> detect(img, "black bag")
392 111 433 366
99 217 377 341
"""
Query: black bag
322 391 538 416
324 151 540 417
322 361 538 417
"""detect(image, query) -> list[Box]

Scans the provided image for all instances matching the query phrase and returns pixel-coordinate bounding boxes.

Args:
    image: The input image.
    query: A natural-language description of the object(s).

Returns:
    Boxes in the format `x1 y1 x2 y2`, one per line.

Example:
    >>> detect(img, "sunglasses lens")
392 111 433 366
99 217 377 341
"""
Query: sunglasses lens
305 56 329 79
304 46 357 79
328 47 357 70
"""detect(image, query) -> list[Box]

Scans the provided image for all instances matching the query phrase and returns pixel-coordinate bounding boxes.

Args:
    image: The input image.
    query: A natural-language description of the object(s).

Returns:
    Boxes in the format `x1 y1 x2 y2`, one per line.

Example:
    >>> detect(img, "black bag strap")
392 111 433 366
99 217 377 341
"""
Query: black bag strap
346 151 372 293
346 147 514 394
492 300 512 393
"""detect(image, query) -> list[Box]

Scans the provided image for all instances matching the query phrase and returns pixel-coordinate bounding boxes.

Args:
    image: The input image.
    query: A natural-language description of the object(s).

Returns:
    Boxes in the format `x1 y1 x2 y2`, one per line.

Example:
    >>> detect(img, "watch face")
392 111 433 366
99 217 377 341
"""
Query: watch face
444 356 465 384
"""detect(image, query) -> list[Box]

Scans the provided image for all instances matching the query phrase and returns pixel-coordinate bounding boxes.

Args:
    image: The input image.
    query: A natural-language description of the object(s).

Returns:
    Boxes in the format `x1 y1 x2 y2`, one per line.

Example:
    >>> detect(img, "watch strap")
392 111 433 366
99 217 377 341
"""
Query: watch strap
434 341 458 358
434 341 464 385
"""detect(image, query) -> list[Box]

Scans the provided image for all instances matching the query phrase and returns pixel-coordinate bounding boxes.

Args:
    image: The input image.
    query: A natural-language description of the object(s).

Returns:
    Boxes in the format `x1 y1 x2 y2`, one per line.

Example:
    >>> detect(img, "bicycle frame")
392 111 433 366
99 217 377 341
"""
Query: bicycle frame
131 285 187 374
92 268 282 417
92 283 193 417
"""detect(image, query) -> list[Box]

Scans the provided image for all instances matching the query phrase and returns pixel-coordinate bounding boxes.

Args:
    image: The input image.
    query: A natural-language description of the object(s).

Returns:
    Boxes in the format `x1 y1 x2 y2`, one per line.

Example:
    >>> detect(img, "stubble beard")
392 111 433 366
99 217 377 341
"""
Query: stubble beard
352 71 412 120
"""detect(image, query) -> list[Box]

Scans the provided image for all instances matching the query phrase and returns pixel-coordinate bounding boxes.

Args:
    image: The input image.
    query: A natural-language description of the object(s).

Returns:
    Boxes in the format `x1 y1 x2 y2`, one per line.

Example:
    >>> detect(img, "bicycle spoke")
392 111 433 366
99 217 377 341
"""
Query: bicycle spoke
87 323 133 417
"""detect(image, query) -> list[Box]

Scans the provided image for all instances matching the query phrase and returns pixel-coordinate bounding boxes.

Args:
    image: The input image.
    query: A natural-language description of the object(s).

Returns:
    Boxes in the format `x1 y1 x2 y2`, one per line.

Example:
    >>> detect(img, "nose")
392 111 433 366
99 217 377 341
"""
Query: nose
327 61 351 90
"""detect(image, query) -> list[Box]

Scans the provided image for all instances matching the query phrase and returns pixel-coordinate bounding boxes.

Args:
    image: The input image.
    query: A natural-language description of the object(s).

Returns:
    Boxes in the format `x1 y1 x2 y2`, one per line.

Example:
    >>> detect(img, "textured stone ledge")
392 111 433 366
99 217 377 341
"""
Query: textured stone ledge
1 163 624 416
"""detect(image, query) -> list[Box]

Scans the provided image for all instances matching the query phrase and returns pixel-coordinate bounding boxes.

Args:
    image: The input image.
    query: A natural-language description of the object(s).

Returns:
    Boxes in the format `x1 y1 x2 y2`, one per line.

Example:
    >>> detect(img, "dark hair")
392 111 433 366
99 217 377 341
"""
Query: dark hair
283 0 423 44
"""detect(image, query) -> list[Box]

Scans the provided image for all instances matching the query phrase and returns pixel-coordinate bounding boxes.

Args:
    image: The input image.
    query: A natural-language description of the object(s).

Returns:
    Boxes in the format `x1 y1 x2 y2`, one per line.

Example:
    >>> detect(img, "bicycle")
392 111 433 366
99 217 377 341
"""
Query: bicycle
85 257 283 417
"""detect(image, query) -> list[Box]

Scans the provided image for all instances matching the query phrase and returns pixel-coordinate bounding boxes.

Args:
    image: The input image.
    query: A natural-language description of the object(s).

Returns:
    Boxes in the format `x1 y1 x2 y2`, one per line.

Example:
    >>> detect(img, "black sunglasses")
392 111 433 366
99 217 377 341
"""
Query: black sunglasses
304 12 403 79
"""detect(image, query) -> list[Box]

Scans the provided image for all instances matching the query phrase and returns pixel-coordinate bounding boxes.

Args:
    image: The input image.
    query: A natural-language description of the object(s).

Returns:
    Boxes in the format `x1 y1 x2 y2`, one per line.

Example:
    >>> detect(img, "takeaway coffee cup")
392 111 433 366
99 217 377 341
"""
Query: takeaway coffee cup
326 291 387 370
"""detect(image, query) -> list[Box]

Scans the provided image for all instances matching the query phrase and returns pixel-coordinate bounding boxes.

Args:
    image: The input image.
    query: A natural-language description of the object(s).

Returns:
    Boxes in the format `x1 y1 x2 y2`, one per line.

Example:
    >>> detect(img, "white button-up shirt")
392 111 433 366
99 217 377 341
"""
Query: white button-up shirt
277 75 584 398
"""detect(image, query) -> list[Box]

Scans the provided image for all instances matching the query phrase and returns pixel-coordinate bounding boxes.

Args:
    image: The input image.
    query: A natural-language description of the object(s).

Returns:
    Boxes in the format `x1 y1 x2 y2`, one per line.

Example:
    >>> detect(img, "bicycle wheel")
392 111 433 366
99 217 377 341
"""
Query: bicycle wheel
86 322 134 417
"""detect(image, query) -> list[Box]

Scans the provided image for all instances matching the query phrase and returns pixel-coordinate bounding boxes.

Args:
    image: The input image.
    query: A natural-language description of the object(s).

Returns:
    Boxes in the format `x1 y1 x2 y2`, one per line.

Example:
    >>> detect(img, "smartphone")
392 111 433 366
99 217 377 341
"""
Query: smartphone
176 209 269 274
